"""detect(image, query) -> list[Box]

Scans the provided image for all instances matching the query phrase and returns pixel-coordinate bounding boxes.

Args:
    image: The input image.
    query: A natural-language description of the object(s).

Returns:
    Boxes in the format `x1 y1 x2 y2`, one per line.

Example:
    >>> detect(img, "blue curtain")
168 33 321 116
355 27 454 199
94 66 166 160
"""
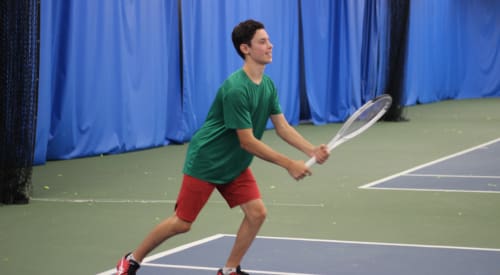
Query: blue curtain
360 0 390 103
35 0 181 164
35 0 500 164
403 0 500 104
180 0 300 137
301 0 373 124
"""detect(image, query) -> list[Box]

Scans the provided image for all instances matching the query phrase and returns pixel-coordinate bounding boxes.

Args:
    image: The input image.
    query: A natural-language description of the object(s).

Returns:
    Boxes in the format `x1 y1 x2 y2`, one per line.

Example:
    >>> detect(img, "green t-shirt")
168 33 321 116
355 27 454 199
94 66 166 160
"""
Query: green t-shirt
183 69 282 184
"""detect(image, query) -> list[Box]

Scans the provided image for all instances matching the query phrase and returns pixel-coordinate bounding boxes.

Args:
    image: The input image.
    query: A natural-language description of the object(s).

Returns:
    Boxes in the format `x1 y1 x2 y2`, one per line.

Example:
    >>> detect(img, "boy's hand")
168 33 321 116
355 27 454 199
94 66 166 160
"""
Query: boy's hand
312 144 329 164
286 159 312 181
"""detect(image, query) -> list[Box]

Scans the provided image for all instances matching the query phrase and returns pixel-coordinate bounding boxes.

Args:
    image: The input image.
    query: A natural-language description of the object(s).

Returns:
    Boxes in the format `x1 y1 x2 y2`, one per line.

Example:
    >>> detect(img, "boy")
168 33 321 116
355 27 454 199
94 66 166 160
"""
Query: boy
116 19 329 275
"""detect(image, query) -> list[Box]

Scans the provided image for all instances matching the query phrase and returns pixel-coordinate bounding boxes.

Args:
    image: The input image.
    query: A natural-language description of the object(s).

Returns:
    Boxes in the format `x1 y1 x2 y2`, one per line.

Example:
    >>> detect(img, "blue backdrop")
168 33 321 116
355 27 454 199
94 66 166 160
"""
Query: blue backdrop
404 0 500 103
180 0 300 137
35 0 500 164
36 0 182 163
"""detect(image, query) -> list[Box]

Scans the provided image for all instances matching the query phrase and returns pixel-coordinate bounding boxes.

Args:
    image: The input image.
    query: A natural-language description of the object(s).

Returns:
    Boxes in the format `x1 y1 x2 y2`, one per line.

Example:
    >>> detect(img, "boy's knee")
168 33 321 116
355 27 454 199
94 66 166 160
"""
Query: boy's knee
248 205 267 223
173 216 192 234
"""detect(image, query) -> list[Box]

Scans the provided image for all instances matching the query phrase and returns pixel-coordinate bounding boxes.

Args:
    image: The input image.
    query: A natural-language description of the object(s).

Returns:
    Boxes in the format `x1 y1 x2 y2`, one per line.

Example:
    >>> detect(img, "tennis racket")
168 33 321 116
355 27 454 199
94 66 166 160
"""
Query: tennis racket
306 94 393 167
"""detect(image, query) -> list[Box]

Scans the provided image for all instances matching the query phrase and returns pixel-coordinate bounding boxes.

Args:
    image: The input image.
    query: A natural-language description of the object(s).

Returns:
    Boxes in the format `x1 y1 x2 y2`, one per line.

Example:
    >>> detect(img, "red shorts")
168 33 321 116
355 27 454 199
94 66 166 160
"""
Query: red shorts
175 168 261 223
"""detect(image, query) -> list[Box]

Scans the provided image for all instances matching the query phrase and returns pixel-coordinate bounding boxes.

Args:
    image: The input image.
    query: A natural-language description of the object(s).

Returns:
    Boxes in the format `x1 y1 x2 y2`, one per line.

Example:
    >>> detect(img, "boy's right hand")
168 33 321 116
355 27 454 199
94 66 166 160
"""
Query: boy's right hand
286 159 312 181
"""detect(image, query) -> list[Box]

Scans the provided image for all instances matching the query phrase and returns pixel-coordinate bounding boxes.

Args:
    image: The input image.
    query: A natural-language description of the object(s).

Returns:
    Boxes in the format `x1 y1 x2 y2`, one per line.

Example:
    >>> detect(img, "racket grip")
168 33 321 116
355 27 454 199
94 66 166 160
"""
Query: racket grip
305 157 317 168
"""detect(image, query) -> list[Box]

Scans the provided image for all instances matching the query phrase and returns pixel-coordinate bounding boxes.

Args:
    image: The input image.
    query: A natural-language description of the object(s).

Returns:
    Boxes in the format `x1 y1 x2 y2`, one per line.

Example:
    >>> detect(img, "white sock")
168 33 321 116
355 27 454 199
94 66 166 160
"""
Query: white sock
127 253 140 264
222 267 237 274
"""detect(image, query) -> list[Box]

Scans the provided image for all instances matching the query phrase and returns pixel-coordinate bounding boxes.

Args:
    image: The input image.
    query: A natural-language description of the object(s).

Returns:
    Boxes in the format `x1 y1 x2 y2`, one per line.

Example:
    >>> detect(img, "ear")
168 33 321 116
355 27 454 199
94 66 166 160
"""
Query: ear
240 43 250 56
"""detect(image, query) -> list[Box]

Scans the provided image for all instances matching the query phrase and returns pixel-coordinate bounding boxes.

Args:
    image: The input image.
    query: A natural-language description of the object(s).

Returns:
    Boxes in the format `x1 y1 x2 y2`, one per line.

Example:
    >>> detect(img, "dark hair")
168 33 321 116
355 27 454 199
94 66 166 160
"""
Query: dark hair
231 19 265 60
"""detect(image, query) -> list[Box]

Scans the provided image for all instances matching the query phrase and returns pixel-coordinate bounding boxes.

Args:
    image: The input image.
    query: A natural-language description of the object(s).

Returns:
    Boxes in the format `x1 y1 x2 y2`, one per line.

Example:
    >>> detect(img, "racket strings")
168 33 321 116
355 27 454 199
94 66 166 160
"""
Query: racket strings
306 94 392 167
338 96 392 140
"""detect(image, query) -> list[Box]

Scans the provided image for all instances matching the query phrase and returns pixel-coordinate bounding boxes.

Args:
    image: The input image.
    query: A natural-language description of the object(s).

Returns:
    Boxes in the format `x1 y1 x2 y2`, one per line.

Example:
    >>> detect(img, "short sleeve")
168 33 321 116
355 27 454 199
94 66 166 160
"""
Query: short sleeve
222 88 252 129
270 81 282 115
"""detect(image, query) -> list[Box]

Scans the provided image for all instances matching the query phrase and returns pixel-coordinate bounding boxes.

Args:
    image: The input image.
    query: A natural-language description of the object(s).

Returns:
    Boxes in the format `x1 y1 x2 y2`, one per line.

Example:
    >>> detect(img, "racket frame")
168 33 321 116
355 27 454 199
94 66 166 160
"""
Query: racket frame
306 94 392 167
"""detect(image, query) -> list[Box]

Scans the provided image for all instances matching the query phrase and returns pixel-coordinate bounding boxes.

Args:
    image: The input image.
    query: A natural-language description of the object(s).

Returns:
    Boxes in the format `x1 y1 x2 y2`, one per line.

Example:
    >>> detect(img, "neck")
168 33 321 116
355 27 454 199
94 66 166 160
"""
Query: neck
242 62 265 84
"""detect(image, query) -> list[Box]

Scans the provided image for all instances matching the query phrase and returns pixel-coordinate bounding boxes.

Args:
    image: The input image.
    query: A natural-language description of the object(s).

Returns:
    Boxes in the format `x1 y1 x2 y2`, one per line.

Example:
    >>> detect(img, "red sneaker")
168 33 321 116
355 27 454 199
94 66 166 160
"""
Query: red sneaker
116 253 140 275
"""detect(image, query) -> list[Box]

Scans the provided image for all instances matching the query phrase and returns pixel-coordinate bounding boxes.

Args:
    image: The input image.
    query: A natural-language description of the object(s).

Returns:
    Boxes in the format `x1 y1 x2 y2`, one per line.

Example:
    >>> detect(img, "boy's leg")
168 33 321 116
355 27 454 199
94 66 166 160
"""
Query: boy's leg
132 214 191 262
225 198 266 268
131 174 216 262
217 168 266 269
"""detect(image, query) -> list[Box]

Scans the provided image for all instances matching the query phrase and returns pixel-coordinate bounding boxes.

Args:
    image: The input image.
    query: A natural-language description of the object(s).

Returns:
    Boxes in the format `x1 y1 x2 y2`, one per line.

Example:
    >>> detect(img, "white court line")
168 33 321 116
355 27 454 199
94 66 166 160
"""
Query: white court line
246 234 500 252
141 263 319 275
143 234 226 262
359 137 500 190
405 173 500 179
358 186 500 194
31 198 178 204
31 197 324 207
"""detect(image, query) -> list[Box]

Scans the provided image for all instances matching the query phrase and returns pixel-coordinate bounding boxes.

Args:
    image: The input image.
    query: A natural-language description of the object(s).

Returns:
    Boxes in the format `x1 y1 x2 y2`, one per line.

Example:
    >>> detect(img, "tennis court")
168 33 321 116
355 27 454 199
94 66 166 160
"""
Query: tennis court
1 98 499 274
361 138 500 193
97 234 500 275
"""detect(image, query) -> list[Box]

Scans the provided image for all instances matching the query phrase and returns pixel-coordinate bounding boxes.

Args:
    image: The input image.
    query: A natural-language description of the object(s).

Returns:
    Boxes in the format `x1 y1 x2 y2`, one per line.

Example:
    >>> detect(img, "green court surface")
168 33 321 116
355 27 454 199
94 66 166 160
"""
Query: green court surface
1 98 500 275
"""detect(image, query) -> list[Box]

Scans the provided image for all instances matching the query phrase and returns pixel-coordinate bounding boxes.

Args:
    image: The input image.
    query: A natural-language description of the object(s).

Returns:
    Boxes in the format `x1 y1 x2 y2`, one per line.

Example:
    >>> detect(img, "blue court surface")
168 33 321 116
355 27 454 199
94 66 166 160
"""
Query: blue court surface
97 139 500 275
360 138 500 193
99 234 500 275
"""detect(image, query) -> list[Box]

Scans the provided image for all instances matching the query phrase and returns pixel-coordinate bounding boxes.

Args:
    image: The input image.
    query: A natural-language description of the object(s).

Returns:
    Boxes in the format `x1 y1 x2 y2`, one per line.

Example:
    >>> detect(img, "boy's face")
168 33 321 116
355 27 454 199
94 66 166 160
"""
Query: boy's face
243 29 273 65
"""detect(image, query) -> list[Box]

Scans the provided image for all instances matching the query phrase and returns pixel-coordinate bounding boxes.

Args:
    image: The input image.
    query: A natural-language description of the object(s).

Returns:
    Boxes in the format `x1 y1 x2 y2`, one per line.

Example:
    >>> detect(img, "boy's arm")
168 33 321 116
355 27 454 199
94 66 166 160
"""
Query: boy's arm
236 128 310 180
270 114 329 164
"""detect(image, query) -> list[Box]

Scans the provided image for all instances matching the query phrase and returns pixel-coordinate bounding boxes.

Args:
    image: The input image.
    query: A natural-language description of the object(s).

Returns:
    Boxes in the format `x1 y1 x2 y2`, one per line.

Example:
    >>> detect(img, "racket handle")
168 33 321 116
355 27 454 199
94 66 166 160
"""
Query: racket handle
305 157 316 168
